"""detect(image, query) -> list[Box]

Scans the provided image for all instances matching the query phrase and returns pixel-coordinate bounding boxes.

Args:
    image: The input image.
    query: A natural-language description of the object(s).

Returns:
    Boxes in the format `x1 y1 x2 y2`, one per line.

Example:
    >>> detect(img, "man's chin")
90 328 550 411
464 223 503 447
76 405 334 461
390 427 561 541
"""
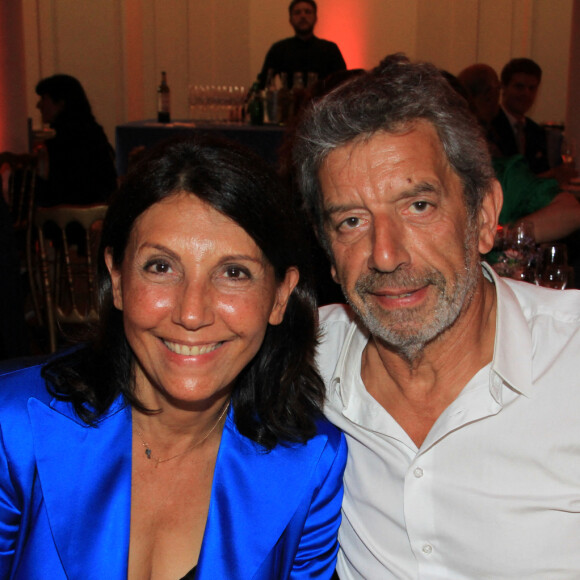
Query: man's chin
295 26 314 36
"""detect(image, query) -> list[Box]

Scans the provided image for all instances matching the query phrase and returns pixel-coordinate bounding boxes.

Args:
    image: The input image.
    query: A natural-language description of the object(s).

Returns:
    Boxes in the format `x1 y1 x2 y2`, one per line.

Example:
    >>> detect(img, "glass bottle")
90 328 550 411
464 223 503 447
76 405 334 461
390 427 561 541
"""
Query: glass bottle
247 82 264 126
276 72 291 125
157 71 171 123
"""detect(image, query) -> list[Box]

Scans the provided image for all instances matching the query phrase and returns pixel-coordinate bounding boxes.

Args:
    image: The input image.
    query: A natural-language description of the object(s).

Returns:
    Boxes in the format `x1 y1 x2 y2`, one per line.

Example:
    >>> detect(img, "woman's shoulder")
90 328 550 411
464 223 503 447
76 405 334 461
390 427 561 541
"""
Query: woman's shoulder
313 414 345 452
0 364 54 468
0 362 53 413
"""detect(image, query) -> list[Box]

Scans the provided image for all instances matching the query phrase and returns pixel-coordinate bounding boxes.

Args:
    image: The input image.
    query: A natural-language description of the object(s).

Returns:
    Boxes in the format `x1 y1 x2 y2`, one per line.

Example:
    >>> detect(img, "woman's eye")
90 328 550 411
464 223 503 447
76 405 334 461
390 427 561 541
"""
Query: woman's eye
144 260 172 274
224 265 250 279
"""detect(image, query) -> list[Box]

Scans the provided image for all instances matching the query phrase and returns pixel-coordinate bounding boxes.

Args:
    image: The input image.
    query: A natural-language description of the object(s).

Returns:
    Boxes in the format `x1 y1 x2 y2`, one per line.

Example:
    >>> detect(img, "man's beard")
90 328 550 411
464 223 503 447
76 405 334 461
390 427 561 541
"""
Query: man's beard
346 226 480 362
293 21 314 36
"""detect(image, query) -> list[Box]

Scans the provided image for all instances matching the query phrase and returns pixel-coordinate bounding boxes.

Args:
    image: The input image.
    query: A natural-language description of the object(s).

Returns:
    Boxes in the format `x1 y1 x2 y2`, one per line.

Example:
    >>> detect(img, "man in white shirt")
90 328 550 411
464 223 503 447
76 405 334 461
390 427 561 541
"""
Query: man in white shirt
293 53 580 579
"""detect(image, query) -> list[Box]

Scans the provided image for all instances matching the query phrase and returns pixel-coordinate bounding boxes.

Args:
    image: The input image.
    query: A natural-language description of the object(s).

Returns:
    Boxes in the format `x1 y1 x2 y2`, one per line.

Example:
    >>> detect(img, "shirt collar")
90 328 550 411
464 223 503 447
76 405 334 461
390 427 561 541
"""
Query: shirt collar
330 317 368 411
484 262 534 398
502 105 526 128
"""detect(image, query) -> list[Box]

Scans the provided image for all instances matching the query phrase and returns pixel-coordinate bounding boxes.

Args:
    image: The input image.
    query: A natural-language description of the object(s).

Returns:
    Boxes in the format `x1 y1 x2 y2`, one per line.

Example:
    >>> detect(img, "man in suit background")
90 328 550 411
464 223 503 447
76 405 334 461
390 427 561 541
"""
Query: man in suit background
490 58 550 175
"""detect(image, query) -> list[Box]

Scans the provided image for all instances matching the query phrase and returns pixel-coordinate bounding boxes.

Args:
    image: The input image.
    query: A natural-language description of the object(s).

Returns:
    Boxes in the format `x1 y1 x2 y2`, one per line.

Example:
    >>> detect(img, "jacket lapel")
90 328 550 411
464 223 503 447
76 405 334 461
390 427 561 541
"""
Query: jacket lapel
196 414 327 579
28 396 132 578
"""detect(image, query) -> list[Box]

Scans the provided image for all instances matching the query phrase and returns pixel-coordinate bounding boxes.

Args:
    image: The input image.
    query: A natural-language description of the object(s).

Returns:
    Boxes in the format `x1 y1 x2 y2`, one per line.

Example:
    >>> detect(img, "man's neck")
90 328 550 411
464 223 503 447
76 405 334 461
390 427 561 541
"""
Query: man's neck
502 104 526 125
295 32 314 41
360 273 497 447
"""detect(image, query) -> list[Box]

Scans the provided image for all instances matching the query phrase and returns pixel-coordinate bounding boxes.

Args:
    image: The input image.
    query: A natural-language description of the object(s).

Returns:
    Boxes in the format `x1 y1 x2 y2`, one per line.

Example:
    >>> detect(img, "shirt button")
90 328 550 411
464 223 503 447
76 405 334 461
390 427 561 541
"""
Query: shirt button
414 467 424 478
422 544 433 555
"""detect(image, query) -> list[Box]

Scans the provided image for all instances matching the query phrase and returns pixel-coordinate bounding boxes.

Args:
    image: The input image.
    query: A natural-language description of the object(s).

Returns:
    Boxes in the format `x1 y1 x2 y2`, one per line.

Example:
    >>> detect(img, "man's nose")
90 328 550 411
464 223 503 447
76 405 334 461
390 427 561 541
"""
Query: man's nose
368 216 410 273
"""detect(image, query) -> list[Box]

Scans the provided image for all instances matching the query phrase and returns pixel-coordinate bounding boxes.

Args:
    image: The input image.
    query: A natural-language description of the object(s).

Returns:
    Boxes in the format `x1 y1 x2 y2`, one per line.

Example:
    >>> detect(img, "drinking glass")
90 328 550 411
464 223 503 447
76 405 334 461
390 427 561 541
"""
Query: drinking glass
536 243 569 289
536 265 570 289
493 221 537 282
561 136 576 168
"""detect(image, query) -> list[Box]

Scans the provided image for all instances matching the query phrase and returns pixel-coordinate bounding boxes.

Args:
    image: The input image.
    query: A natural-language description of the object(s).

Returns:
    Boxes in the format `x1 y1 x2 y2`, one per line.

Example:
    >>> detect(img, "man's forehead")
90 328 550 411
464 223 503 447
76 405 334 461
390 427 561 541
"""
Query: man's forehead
321 122 448 177
292 2 315 13
507 73 539 87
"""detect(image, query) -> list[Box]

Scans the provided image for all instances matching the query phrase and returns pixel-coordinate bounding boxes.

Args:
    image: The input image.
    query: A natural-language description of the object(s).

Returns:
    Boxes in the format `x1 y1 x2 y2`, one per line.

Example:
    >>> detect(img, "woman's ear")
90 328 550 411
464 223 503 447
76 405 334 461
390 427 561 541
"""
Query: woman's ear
104 248 123 310
478 179 503 255
269 267 300 326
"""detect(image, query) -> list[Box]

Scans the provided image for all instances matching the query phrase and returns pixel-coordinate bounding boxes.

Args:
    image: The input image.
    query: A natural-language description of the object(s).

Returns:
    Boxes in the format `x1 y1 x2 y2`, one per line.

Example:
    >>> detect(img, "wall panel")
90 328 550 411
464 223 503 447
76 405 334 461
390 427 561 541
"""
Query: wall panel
531 0 573 124
20 0 574 147
477 0 514 69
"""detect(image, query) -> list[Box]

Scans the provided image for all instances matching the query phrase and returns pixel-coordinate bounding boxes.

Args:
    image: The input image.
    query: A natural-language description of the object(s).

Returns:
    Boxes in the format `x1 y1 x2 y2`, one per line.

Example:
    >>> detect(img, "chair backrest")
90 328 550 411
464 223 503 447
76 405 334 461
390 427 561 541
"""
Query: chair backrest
29 204 108 353
0 152 37 231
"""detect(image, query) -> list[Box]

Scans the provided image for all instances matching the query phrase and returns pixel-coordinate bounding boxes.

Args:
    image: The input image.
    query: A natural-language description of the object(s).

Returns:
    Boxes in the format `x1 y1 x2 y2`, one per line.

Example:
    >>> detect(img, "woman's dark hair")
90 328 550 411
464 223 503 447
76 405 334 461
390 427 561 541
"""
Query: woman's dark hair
35 74 94 122
42 135 324 450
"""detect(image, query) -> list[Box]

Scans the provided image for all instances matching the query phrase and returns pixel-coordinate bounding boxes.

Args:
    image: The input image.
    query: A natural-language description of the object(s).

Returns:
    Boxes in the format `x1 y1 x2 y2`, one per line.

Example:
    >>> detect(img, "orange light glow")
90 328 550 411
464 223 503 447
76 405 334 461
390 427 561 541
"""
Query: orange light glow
317 0 369 70
0 0 28 152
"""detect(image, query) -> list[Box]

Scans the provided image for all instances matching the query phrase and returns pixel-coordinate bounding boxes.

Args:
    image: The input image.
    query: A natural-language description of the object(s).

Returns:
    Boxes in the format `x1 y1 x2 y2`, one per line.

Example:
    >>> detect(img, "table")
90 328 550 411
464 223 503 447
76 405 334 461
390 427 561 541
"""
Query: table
115 120 287 176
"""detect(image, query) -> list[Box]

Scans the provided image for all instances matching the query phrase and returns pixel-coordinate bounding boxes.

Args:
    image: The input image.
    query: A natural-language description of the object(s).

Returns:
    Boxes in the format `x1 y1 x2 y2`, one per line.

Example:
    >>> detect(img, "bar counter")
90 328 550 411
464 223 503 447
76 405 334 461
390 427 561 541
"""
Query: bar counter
115 120 287 176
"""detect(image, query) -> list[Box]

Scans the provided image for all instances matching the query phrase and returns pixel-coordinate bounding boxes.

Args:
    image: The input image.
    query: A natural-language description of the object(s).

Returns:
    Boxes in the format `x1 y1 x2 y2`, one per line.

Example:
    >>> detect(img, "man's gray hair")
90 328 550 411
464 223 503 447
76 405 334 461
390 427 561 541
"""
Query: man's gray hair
293 53 496 251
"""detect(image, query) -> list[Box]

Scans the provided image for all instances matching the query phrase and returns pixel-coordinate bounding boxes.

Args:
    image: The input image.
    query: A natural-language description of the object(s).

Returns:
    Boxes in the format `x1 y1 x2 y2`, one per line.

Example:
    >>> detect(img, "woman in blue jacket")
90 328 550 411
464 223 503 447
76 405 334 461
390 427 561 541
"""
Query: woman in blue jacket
0 135 346 579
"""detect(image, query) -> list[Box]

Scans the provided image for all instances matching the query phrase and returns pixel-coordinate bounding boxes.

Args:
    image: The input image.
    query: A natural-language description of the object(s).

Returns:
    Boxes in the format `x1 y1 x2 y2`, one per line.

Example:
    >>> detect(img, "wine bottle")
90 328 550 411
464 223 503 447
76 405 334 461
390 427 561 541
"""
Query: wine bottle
247 82 264 125
157 71 171 123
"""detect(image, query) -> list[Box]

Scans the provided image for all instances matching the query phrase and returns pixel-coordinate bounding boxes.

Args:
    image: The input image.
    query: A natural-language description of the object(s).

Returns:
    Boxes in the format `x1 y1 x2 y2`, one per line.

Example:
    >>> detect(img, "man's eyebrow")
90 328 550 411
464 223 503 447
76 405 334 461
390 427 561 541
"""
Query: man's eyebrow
399 181 442 198
323 203 363 222
322 181 443 219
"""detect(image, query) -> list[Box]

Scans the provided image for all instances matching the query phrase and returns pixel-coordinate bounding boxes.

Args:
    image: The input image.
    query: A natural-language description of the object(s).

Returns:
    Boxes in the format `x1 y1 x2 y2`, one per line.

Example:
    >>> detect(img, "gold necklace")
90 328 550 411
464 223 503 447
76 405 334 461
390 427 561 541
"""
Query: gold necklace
134 401 230 468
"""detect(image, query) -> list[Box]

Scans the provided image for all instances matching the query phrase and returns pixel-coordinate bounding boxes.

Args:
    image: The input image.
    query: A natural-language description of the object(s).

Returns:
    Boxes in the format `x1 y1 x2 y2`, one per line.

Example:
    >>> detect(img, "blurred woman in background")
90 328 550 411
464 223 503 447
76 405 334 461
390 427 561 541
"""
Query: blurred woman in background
35 74 117 206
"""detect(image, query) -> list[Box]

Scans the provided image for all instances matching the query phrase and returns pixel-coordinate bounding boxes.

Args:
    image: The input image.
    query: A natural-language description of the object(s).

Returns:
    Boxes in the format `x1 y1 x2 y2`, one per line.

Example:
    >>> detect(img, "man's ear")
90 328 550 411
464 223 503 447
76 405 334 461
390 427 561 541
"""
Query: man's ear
478 179 503 255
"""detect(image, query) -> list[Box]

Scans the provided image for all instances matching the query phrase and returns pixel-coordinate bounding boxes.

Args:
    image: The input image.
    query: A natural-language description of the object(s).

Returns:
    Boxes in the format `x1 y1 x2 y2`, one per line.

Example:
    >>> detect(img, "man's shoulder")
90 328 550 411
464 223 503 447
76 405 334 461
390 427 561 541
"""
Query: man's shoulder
524 116 546 137
317 304 360 381
491 108 510 130
506 279 580 322
311 36 341 49
319 303 356 330
499 278 580 356
268 36 299 51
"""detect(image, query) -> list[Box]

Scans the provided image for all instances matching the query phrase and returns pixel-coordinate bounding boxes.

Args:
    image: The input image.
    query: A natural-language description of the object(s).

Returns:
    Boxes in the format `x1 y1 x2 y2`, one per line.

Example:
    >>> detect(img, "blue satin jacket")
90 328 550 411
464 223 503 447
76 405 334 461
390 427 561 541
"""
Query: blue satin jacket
0 365 347 579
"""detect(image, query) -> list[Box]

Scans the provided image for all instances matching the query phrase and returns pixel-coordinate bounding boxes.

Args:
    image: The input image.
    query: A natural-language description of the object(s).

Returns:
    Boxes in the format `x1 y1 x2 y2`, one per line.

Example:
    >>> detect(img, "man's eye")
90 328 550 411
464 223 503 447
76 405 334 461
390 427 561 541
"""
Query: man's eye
339 217 361 229
410 201 431 214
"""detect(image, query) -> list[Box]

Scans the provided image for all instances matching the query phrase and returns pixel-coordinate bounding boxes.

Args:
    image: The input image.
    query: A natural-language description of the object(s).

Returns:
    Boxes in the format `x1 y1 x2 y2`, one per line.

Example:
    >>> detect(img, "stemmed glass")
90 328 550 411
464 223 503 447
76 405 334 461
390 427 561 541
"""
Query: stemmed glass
535 243 570 289
561 136 576 169
496 221 537 282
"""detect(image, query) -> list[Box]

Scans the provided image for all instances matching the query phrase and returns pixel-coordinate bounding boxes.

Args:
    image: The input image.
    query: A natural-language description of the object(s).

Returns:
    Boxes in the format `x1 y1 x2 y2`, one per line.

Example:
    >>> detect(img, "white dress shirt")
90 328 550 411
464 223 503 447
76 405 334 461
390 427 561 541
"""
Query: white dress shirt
318 264 580 579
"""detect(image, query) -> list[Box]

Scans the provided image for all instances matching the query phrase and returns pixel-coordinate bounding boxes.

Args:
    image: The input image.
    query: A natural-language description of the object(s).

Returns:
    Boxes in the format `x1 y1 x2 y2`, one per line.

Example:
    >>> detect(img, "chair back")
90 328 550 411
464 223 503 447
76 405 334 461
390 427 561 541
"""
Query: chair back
0 152 37 231
29 204 108 353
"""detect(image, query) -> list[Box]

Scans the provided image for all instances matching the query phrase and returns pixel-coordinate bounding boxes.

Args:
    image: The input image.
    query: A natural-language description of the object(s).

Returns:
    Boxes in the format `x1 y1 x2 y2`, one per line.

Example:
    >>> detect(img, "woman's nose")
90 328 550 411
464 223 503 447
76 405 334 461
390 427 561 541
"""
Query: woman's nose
172 279 214 330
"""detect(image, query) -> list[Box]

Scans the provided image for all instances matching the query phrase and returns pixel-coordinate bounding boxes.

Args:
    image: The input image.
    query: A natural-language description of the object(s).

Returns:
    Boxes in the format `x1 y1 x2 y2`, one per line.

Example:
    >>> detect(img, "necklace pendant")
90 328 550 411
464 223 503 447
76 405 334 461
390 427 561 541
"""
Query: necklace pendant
145 448 152 459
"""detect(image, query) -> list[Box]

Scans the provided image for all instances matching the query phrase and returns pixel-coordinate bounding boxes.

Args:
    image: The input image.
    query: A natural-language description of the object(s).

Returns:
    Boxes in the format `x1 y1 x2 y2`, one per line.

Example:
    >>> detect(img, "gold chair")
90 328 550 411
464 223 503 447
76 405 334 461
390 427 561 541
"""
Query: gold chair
29 204 108 353
0 152 37 232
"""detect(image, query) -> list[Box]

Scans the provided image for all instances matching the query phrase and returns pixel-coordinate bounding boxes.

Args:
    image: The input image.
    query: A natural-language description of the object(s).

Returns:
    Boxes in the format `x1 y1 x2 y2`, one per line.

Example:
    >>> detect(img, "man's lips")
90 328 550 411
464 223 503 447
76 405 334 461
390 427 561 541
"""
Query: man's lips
368 285 430 305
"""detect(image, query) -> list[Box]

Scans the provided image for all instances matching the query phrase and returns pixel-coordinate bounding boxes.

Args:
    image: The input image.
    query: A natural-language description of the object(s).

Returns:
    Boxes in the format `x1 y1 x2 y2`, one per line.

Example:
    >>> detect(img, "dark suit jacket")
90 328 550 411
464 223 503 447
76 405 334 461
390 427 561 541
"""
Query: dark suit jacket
0 364 346 579
489 108 550 175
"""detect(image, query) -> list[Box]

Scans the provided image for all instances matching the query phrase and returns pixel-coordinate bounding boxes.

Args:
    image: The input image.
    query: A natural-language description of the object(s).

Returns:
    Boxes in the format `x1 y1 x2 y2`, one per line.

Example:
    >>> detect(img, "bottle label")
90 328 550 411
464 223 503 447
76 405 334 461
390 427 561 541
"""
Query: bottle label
158 93 170 114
